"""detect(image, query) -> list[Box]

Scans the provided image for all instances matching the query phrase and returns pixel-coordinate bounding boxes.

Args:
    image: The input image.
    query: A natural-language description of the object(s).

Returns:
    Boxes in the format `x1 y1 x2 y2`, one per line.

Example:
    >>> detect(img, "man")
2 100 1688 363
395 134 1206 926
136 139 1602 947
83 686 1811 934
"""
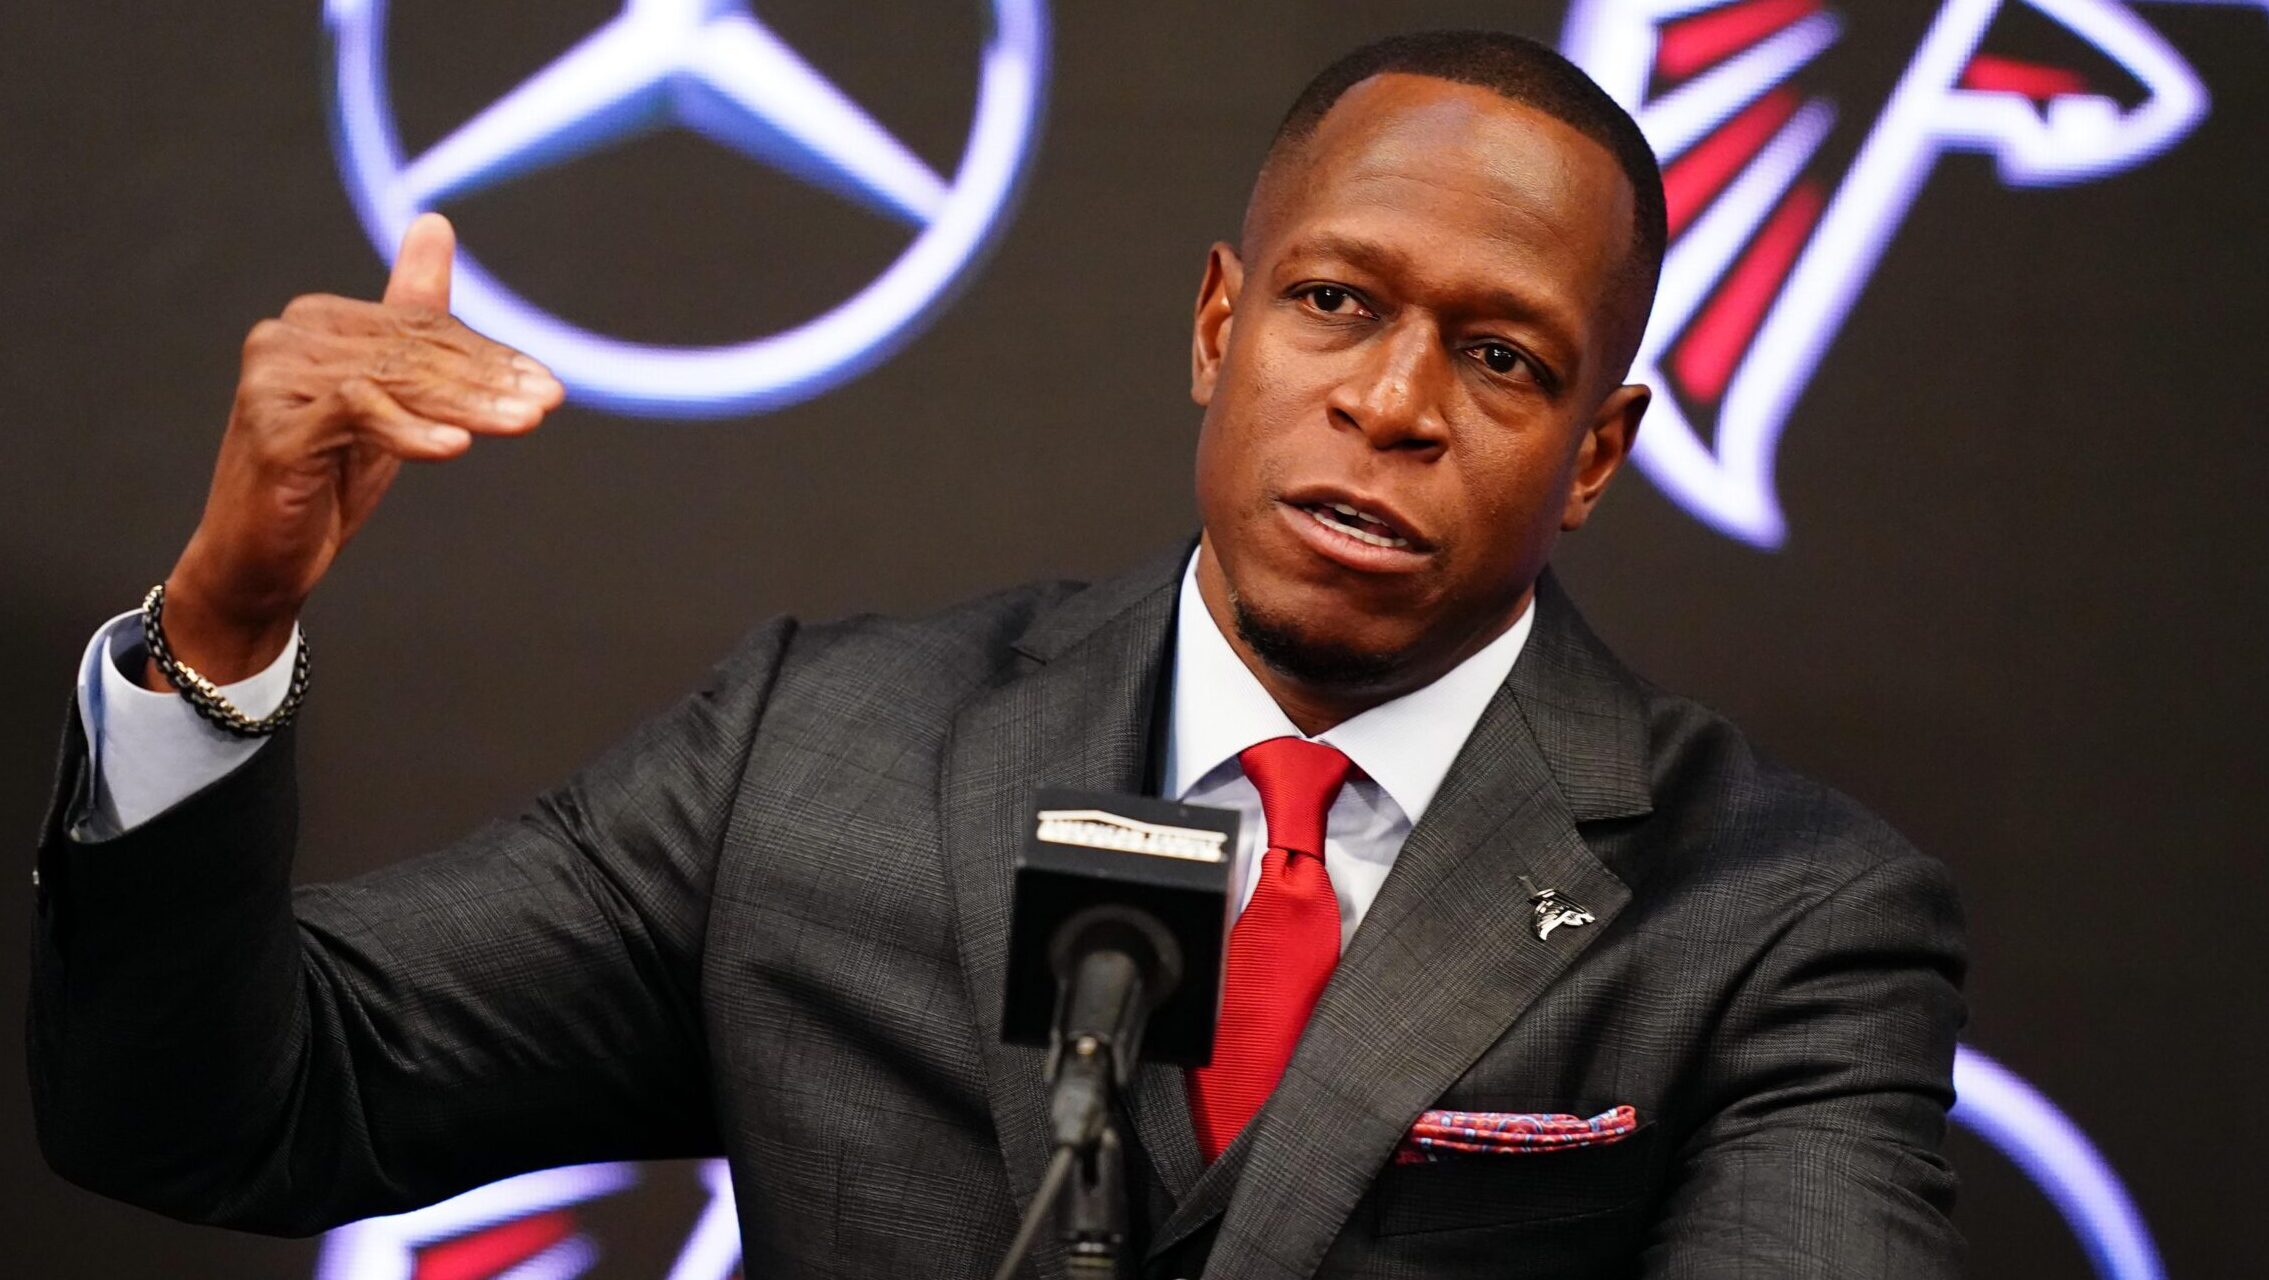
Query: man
29 31 1965 1279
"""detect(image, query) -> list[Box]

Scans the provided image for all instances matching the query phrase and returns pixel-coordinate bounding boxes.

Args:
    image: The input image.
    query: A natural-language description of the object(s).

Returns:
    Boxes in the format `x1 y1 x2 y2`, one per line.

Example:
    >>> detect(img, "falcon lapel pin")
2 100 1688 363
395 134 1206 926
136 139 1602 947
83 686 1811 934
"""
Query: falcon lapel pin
1520 876 1596 942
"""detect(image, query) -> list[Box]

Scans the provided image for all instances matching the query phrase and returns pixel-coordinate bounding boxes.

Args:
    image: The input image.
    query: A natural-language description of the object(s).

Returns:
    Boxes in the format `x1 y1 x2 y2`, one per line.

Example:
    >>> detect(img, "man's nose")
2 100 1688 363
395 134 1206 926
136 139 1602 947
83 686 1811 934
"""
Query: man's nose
1325 319 1449 452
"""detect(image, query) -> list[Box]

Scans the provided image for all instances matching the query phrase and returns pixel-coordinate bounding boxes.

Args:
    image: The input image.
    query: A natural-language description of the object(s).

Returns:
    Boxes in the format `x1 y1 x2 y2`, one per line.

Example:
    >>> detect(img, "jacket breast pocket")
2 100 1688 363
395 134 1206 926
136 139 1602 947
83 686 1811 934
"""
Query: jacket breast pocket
1371 1116 1661 1237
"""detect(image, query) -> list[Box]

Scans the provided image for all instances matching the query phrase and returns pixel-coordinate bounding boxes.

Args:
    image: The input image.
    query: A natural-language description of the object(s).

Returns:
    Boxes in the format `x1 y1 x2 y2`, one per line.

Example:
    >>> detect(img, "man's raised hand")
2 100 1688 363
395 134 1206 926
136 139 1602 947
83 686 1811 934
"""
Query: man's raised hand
146 212 565 691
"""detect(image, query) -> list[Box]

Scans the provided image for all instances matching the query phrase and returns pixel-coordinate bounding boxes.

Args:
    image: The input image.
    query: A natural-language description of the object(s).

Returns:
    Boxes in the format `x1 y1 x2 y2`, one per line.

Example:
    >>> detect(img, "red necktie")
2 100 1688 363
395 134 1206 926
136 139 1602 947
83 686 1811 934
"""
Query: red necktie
1187 736 1353 1161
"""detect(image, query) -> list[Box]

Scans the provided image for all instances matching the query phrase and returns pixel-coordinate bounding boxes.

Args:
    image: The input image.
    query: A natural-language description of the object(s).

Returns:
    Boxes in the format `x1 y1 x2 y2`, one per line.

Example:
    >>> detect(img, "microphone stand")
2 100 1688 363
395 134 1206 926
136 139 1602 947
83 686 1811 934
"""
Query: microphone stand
994 909 1180 1280
1053 1034 1129 1276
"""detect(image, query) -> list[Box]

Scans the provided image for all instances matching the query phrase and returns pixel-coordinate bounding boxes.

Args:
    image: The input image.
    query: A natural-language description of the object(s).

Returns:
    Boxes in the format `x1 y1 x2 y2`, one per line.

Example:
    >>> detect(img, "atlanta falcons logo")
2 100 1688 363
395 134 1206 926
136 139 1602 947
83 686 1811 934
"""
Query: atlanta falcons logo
314 1160 743 1280
1561 0 2254 546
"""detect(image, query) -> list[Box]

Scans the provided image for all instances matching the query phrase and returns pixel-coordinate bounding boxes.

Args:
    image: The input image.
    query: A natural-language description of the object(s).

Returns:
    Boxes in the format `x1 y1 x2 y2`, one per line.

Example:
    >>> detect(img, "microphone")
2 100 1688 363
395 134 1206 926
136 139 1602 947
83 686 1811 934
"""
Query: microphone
1042 904 1182 1149
1003 788 1242 1131
994 788 1241 1276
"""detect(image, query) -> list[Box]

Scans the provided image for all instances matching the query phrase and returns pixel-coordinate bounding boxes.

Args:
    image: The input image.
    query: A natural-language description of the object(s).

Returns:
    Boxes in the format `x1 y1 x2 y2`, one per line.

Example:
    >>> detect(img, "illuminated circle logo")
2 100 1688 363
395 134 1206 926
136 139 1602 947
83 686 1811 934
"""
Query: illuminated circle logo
1953 1046 2166 1280
1560 0 2237 546
326 0 1050 417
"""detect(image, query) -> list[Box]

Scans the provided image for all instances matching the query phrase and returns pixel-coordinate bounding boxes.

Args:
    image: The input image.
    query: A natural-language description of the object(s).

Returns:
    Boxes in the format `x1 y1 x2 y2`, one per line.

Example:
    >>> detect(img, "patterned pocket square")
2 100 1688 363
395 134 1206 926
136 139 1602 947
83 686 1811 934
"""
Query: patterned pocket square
1392 1105 1641 1164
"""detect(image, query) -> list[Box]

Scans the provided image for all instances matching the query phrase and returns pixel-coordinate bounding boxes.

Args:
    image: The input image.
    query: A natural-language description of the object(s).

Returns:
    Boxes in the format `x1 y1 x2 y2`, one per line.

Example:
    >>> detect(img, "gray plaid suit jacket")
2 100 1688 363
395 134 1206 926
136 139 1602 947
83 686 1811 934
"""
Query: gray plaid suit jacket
29 545 1966 1278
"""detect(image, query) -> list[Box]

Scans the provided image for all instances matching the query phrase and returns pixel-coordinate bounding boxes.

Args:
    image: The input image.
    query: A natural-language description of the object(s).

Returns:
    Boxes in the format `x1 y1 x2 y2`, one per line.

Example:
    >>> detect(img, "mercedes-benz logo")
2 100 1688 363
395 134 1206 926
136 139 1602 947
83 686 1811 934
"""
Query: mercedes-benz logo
325 0 1050 416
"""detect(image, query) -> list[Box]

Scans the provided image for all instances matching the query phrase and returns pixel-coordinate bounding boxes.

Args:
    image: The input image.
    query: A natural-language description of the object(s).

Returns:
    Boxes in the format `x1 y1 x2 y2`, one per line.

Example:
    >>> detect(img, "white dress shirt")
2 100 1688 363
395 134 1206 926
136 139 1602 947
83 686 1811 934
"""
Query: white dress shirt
72 611 300 840
73 555 1533 953
1162 554 1532 951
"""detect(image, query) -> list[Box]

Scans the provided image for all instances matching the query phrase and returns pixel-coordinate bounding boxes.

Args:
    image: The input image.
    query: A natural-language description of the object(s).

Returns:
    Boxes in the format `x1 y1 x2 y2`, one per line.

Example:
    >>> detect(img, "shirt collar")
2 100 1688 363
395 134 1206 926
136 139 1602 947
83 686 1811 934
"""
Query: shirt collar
1163 551 1534 826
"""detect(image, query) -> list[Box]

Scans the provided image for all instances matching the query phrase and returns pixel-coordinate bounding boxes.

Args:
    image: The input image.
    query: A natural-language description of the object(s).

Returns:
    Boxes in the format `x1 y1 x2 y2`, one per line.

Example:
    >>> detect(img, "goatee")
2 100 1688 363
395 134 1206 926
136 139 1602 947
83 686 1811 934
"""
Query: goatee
1230 592 1410 692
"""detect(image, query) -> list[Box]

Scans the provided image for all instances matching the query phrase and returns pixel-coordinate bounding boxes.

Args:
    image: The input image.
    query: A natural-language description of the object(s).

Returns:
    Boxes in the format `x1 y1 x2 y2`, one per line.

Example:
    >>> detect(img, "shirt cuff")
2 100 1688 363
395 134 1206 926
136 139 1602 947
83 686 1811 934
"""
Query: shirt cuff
72 609 301 841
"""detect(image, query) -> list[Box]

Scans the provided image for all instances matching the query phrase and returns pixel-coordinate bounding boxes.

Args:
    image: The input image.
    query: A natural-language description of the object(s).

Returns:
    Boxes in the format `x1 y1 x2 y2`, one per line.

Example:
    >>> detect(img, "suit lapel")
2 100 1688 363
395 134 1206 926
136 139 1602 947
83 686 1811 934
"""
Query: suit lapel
1170 571 1656 1278
938 548 1190 1270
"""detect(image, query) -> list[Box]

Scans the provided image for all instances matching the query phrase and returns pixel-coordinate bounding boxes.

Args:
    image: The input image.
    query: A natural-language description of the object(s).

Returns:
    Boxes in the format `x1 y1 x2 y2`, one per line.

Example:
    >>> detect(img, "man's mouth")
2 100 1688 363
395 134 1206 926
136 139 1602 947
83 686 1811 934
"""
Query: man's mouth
1295 500 1414 550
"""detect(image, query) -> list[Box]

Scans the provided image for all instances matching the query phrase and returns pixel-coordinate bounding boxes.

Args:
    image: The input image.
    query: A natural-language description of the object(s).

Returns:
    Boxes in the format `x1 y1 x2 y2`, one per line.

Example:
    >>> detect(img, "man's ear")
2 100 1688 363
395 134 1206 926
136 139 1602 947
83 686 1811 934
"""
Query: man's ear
1191 242 1243 407
1561 383 1650 531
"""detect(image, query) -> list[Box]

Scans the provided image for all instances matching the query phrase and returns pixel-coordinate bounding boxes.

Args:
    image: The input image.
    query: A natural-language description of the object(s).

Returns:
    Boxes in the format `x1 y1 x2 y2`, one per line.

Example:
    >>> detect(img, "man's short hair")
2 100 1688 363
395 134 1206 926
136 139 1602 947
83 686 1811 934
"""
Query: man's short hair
1260 30 1668 375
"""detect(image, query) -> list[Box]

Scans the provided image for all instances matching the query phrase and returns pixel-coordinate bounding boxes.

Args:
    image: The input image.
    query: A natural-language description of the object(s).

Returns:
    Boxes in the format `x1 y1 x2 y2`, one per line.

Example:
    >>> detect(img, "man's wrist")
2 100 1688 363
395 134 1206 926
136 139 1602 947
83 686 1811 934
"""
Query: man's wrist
139 565 299 692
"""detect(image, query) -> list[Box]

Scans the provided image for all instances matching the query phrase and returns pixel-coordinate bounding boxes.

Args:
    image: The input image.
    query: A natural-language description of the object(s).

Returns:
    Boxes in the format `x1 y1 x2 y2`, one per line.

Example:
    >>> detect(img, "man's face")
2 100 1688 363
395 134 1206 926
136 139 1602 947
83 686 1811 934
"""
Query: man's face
1191 73 1650 696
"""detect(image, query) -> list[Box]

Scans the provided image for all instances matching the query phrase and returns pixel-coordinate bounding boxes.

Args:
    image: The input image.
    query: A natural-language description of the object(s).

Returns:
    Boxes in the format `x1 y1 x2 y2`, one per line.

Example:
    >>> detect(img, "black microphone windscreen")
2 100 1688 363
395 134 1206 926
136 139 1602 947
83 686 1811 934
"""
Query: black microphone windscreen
1001 788 1241 1067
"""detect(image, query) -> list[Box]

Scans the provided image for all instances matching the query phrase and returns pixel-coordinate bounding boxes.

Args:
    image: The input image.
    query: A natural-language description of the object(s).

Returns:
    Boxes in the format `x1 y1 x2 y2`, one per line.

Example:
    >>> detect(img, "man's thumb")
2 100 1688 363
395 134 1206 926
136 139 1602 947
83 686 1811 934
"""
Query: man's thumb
383 212 455 311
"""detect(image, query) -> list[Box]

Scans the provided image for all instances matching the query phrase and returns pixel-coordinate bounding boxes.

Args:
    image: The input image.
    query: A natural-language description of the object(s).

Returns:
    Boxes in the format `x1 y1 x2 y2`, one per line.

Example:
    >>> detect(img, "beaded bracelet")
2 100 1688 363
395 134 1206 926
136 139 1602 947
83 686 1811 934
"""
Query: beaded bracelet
139 582 309 738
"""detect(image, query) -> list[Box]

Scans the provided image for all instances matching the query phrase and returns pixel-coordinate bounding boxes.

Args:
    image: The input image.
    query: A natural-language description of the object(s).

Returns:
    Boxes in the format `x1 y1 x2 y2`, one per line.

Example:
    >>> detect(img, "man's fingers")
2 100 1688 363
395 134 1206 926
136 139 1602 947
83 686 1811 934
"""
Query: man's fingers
381 369 556 435
270 293 564 409
383 212 456 312
270 289 565 405
257 321 563 432
335 376 472 459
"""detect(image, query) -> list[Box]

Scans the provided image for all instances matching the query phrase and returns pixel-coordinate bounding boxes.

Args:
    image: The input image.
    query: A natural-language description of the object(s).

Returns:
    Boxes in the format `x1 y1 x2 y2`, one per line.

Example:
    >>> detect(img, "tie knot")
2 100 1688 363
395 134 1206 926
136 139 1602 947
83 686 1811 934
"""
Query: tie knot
1238 737 1353 859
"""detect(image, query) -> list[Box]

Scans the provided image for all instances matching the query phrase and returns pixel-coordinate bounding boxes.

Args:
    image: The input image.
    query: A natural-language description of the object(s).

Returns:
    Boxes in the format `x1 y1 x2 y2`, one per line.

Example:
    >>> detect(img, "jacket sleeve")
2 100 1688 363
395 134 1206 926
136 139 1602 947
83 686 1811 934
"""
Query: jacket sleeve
27 615 798 1237
1641 851 1970 1278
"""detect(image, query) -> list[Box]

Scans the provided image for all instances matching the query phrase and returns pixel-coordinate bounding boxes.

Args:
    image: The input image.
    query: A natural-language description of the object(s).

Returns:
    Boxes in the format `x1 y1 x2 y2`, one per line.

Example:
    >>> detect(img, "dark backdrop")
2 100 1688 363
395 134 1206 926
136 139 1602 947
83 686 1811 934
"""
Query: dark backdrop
3 2 2262 1276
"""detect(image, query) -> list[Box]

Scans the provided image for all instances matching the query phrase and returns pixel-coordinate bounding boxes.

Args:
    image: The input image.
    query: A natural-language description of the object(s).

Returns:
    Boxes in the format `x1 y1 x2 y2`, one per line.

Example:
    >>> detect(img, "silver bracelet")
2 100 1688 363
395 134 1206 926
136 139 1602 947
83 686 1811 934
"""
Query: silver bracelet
139 582 309 738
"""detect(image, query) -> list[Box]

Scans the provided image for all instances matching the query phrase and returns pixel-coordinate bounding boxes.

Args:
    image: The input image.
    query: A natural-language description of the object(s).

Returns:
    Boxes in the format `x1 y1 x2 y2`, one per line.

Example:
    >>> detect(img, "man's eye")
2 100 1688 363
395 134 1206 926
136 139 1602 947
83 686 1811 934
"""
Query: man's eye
1305 286 1356 314
1474 343 1527 376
